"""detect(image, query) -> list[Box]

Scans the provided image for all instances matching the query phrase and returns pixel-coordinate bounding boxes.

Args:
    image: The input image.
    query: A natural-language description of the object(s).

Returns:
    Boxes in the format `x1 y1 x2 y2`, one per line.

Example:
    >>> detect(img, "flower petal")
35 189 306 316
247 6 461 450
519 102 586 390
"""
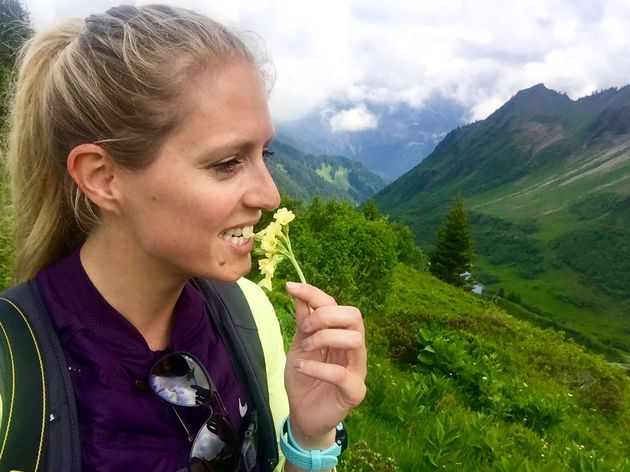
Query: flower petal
258 276 273 291
274 208 295 225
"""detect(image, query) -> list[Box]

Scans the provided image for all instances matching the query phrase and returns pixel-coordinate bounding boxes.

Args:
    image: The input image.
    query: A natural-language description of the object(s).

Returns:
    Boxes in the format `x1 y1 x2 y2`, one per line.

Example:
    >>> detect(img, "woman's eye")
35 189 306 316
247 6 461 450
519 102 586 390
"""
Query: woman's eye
212 158 242 175
262 147 274 161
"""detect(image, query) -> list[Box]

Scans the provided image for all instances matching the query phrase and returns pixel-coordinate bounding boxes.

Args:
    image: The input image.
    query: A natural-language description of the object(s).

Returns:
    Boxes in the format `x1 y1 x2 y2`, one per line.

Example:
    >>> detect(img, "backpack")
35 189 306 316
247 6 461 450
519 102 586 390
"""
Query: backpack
0 278 279 472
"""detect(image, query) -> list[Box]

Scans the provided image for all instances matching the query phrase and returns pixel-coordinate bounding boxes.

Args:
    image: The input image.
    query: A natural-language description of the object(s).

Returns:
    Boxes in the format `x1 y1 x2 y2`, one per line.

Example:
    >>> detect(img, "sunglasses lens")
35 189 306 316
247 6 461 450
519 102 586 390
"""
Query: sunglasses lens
190 414 240 470
149 353 211 406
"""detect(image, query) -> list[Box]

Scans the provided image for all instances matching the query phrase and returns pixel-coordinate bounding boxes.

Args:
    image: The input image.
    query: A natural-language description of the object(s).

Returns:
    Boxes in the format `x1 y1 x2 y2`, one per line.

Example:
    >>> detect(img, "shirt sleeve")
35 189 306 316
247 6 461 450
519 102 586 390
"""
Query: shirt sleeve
236 278 289 472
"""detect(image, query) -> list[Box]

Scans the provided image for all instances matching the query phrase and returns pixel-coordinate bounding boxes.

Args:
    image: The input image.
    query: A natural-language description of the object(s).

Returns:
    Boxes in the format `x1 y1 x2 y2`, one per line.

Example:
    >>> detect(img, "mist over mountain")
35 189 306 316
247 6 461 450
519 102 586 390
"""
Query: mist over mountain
277 97 467 180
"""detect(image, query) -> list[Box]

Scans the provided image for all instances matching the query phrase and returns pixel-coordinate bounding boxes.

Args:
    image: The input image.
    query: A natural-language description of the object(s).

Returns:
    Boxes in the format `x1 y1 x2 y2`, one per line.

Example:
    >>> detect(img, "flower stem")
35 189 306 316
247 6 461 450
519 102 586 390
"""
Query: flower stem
283 231 306 284
288 255 307 284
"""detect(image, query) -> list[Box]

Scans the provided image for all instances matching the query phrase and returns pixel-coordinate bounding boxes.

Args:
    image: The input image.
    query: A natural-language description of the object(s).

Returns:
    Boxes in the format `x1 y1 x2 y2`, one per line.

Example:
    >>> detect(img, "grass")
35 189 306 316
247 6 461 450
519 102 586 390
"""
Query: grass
320 264 630 471
458 146 630 358
475 254 630 354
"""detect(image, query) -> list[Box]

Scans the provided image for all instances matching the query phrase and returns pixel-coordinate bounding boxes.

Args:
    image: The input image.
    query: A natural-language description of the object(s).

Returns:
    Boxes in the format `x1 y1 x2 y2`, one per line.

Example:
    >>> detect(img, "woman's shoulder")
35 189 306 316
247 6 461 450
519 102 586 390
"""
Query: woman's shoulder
235 277 274 312
235 277 282 335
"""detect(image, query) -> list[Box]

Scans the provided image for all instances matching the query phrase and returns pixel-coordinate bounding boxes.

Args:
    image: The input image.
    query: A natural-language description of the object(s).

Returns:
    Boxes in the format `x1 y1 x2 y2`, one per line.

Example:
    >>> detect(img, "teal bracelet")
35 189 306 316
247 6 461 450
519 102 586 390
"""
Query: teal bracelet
280 417 347 471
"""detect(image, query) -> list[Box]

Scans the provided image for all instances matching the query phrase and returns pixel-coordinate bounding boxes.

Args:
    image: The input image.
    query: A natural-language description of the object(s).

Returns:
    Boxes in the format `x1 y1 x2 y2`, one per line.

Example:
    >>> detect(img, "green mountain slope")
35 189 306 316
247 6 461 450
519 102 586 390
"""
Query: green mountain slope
374 84 630 356
268 140 387 203
348 264 630 470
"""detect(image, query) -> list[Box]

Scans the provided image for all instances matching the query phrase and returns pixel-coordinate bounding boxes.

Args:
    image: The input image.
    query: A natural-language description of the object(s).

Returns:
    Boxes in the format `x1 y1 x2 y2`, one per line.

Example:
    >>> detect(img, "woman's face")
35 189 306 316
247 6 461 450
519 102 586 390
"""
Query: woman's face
114 59 280 281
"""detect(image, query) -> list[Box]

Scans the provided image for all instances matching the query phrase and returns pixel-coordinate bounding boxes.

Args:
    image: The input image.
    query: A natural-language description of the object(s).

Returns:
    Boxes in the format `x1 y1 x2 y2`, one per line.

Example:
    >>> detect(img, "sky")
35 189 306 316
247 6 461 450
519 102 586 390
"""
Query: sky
21 0 630 131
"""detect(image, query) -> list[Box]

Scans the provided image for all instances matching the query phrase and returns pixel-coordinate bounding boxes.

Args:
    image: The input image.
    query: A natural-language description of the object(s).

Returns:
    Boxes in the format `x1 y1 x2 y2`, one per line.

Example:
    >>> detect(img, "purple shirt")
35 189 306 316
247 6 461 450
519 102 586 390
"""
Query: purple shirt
36 249 253 471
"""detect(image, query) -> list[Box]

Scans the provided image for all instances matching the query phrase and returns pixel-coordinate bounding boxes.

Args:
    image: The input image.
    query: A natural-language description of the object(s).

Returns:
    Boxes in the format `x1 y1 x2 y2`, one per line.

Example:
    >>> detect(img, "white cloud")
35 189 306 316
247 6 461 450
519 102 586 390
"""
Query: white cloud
21 0 630 123
329 104 378 133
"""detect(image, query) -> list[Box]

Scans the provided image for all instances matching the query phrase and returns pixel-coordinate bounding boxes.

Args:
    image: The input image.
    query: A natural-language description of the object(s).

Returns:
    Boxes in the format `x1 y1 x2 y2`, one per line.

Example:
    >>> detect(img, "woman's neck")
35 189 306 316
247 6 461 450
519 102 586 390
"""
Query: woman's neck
79 232 186 351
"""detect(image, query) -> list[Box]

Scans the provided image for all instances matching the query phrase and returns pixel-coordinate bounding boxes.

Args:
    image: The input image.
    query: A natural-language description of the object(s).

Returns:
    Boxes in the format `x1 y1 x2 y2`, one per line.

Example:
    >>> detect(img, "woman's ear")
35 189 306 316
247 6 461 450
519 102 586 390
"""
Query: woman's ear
67 144 119 213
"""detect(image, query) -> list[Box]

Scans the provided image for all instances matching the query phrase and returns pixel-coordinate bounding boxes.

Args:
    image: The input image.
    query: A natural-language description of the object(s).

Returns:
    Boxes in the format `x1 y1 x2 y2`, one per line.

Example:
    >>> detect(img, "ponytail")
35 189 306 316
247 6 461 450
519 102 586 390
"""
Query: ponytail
6 20 85 282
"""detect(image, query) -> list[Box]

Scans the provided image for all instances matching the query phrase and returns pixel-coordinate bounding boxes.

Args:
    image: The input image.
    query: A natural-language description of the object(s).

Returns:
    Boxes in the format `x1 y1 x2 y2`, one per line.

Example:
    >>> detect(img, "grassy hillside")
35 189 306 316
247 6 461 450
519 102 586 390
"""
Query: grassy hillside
247 199 630 471
268 261 630 471
375 85 630 360
466 144 630 356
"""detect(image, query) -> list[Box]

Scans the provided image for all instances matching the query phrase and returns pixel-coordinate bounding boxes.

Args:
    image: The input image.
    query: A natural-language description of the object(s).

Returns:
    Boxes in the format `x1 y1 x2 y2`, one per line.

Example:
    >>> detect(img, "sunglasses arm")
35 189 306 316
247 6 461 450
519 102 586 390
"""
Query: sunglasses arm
171 406 195 443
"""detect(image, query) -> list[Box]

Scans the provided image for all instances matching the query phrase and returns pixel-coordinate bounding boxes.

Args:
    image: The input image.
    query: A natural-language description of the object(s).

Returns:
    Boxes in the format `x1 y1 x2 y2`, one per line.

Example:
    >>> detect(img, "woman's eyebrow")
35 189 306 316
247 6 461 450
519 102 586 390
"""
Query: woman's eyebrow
194 134 276 162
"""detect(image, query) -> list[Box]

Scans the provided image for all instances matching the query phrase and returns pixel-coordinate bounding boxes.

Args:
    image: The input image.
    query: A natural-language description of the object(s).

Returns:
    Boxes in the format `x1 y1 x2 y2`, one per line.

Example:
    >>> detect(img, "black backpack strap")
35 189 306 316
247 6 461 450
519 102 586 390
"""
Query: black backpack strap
192 278 279 472
0 281 81 472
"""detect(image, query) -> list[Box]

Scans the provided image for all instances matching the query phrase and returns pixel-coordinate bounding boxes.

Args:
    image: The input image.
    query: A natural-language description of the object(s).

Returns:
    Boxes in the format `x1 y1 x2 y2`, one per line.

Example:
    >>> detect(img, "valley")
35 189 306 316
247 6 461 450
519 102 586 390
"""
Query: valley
362 84 630 361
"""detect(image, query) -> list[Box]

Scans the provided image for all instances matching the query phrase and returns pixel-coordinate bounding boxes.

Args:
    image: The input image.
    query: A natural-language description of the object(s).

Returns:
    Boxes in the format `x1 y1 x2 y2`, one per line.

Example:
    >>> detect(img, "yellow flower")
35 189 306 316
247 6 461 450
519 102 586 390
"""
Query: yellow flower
258 275 273 291
258 258 274 278
265 221 283 238
253 207 306 290
261 235 278 253
274 208 295 225
258 254 283 278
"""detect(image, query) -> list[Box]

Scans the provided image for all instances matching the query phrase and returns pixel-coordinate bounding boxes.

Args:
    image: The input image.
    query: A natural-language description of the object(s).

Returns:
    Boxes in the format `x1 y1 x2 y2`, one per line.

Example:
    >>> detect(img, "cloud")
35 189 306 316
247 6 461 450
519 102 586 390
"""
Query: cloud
329 104 378 132
22 0 630 124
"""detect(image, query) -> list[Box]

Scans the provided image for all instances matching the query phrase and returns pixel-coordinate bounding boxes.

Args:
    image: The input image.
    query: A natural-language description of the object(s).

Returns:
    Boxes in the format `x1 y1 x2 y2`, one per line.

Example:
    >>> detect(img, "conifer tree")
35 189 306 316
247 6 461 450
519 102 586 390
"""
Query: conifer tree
429 194 474 289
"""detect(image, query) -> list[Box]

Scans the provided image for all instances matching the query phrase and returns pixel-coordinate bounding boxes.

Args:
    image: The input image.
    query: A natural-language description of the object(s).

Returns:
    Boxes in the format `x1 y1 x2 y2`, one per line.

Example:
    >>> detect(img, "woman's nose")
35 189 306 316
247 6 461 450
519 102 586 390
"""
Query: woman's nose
245 159 281 211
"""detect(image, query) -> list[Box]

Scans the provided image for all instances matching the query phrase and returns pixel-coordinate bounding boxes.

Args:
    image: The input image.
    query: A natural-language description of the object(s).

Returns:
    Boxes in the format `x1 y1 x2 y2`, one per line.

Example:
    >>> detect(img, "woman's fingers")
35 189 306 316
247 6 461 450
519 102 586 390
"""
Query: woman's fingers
294 360 367 407
286 282 337 321
286 281 367 379
299 328 363 352
299 305 364 334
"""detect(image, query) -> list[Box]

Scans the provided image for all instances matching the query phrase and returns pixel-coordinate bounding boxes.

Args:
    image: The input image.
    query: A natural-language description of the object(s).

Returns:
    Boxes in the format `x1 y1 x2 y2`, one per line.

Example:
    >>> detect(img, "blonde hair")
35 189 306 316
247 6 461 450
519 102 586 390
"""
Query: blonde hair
5 4 271 282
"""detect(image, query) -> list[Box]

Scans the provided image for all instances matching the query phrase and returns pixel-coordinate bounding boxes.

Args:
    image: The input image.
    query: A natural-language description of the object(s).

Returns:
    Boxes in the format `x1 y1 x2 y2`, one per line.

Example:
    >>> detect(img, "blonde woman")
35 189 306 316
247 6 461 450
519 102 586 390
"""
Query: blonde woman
0 5 366 471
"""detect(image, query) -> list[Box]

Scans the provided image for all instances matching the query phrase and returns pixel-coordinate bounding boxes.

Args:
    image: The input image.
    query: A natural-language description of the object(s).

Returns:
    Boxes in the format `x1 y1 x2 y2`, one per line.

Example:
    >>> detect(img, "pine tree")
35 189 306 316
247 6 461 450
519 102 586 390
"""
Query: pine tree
429 194 474 289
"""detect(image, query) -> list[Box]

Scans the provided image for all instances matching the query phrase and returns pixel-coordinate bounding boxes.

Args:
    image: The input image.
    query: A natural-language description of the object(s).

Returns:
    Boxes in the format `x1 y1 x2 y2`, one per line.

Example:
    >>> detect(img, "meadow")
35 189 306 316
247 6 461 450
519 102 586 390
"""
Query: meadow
252 199 630 471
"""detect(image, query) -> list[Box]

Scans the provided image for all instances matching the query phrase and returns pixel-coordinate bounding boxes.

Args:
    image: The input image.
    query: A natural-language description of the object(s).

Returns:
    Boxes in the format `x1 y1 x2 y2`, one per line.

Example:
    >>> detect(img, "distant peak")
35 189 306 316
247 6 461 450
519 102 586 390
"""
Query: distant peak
515 83 561 97
529 83 548 91
503 83 571 108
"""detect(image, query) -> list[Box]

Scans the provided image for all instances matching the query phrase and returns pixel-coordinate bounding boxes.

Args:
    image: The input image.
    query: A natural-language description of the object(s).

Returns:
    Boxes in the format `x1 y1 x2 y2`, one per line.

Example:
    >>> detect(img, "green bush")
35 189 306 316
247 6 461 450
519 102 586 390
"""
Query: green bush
553 225 630 298
379 311 430 364
569 192 626 221
338 440 398 472
251 197 423 314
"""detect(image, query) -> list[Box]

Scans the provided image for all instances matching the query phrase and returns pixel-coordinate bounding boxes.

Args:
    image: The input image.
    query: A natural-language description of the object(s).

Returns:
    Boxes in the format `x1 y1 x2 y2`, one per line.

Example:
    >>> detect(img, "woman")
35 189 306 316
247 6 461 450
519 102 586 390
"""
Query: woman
1 4 366 471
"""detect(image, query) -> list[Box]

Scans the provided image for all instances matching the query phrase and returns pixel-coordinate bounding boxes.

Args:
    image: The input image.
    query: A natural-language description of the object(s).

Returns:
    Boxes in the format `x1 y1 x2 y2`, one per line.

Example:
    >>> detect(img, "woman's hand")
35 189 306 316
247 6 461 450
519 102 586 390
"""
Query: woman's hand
283 282 367 450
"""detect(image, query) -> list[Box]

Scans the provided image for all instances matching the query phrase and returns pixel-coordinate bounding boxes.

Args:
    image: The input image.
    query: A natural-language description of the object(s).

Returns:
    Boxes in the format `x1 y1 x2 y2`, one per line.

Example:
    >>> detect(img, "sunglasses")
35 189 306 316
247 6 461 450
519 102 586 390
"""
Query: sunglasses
149 351 241 471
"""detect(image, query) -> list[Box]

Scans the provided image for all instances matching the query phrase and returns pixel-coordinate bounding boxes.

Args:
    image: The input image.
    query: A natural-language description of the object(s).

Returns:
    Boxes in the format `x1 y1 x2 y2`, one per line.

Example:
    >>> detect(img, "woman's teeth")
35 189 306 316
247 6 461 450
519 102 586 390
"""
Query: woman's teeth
220 225 254 245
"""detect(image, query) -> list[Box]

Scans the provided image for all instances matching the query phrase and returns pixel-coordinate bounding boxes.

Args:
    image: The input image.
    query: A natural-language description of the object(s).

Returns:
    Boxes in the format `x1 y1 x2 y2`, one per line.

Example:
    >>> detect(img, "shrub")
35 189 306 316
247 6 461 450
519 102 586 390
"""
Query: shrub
338 440 398 472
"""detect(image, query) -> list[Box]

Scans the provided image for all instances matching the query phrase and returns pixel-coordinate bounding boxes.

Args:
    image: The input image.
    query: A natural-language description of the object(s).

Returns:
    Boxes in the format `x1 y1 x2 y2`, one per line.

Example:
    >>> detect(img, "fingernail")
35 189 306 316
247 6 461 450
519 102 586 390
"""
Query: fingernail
286 282 299 291
300 338 311 349
300 319 311 332
294 359 304 370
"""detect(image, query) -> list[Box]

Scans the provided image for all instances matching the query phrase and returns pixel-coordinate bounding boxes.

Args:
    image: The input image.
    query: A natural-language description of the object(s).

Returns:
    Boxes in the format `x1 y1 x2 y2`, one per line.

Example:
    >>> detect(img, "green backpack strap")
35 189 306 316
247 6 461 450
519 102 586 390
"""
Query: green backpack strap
193 278 279 472
0 291 47 471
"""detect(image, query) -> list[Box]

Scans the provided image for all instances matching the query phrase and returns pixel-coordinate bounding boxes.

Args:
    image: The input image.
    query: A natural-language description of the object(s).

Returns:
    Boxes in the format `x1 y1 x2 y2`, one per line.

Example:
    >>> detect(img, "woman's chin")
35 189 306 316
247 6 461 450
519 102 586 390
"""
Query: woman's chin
202 257 252 282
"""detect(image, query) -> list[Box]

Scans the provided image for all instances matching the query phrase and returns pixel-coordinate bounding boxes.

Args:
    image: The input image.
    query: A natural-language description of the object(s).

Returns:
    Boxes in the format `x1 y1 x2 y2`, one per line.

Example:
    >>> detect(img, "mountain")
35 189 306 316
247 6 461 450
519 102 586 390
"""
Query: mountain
267 139 387 203
277 98 466 180
374 83 630 356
